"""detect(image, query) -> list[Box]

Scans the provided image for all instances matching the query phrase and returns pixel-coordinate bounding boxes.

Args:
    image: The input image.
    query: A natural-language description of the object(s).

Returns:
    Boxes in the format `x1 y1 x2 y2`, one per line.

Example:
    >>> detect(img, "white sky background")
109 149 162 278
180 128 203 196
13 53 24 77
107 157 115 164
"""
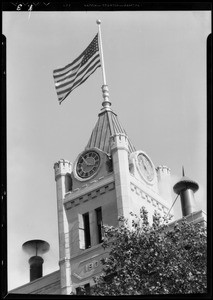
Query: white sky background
3 11 210 290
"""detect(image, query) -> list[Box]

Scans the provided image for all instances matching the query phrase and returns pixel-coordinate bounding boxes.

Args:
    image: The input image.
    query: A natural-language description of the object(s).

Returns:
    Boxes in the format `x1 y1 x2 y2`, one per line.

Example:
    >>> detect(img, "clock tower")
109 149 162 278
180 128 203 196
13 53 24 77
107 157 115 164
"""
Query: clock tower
54 85 173 294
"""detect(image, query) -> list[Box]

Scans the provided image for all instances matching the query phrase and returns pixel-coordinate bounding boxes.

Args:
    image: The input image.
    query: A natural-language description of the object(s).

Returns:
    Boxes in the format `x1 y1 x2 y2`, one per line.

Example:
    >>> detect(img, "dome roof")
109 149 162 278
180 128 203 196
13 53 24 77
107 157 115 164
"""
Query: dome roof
85 107 136 155
173 175 199 194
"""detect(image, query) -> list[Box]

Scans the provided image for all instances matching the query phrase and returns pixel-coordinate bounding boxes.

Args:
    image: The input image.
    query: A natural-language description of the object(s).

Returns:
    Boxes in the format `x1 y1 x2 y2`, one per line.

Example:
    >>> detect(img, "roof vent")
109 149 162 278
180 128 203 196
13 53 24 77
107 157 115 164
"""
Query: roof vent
22 239 50 282
173 167 199 217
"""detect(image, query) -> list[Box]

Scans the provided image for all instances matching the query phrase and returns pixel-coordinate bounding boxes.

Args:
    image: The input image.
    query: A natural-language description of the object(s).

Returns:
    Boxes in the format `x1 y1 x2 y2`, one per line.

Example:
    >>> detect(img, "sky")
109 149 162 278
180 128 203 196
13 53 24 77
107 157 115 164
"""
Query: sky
3 10 210 290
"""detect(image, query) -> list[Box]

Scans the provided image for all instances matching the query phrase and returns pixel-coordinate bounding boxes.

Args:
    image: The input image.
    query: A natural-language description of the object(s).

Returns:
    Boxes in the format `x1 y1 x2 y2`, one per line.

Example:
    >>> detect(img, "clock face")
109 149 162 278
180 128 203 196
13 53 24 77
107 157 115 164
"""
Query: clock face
137 153 154 182
76 150 100 179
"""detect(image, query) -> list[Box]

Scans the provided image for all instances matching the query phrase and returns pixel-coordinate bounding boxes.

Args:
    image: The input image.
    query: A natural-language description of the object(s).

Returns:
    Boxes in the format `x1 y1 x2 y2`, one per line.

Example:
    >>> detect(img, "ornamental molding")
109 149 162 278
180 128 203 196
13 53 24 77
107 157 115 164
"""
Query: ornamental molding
64 176 115 210
130 181 169 215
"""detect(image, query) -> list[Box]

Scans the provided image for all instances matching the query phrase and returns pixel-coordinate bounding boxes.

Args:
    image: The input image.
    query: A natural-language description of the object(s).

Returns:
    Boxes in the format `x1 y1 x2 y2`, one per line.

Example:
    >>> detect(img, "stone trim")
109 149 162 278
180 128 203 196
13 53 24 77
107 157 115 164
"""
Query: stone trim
130 182 169 214
64 182 115 211
64 175 114 201
59 257 71 266
70 241 105 261
30 281 60 294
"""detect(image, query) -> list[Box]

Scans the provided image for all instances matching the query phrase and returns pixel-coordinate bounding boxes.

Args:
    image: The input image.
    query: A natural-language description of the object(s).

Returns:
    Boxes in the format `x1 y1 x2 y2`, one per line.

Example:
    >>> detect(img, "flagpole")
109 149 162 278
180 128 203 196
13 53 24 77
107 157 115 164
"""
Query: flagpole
96 19 111 109
97 19 106 85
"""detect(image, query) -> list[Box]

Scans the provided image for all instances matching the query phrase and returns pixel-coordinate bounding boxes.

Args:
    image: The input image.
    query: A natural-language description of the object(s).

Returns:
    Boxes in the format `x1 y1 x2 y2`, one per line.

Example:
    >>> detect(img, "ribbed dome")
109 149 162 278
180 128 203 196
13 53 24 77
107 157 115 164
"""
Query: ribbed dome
85 107 136 155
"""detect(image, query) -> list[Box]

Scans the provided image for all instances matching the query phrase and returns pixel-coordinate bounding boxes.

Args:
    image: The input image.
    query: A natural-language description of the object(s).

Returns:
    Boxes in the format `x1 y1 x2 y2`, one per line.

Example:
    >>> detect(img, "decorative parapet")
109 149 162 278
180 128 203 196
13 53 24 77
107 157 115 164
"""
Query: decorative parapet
110 133 129 153
54 159 72 180
168 210 207 228
156 165 171 174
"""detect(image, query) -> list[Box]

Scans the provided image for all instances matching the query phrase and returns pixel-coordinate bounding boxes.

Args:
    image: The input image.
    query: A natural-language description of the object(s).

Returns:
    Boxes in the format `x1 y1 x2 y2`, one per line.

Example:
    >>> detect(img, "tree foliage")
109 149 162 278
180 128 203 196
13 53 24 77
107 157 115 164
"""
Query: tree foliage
91 207 207 296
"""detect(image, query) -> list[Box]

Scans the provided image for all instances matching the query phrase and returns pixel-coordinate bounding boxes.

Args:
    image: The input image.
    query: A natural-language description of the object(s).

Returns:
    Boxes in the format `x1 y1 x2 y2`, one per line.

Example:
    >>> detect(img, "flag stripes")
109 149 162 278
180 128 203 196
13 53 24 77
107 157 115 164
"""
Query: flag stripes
56 54 100 93
53 34 101 104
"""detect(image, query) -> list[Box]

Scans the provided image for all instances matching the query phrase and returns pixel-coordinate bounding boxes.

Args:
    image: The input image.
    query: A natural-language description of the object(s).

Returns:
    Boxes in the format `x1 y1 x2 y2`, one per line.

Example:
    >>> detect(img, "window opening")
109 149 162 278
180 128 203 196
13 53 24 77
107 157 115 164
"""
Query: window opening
79 212 91 249
96 207 103 243
84 213 91 248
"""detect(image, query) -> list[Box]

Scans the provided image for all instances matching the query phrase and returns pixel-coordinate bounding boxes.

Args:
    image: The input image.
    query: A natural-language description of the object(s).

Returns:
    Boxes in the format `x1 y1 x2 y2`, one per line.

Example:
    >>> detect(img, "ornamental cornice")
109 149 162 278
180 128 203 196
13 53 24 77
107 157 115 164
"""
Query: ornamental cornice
130 180 170 215
64 174 115 210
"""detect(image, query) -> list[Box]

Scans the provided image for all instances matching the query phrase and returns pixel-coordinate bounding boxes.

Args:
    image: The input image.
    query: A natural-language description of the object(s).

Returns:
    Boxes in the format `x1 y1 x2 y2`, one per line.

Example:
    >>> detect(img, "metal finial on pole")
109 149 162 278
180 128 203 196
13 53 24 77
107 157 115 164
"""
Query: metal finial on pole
96 19 111 109
182 166 185 177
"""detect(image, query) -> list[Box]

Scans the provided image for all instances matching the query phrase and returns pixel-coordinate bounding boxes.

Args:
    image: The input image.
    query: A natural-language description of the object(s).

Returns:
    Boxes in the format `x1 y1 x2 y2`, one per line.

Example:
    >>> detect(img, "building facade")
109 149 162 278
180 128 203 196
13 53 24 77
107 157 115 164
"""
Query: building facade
53 87 175 294
10 85 206 295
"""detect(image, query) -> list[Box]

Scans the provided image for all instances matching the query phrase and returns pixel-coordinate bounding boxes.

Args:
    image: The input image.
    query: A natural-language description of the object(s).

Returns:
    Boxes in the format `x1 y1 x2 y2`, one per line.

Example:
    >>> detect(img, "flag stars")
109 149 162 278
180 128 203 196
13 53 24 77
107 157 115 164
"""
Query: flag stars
82 35 99 65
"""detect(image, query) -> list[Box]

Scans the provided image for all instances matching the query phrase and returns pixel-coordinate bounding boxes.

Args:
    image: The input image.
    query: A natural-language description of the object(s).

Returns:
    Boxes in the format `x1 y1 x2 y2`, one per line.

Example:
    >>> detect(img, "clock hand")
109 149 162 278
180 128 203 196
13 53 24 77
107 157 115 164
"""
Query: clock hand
141 156 147 170
82 156 89 165
81 156 95 167
144 161 148 171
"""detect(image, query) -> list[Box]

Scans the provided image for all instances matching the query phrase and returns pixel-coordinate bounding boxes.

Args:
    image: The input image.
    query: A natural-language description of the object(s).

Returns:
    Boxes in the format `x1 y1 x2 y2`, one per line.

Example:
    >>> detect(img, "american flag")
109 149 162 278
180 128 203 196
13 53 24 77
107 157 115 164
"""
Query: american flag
53 34 101 104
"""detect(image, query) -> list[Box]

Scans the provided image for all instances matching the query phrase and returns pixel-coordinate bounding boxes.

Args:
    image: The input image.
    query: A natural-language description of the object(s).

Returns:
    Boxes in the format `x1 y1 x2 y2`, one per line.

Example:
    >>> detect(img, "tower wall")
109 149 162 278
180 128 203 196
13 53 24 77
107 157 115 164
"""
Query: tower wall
110 133 131 221
54 159 72 295
156 165 173 214
64 178 117 257
129 178 171 223
63 177 117 292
